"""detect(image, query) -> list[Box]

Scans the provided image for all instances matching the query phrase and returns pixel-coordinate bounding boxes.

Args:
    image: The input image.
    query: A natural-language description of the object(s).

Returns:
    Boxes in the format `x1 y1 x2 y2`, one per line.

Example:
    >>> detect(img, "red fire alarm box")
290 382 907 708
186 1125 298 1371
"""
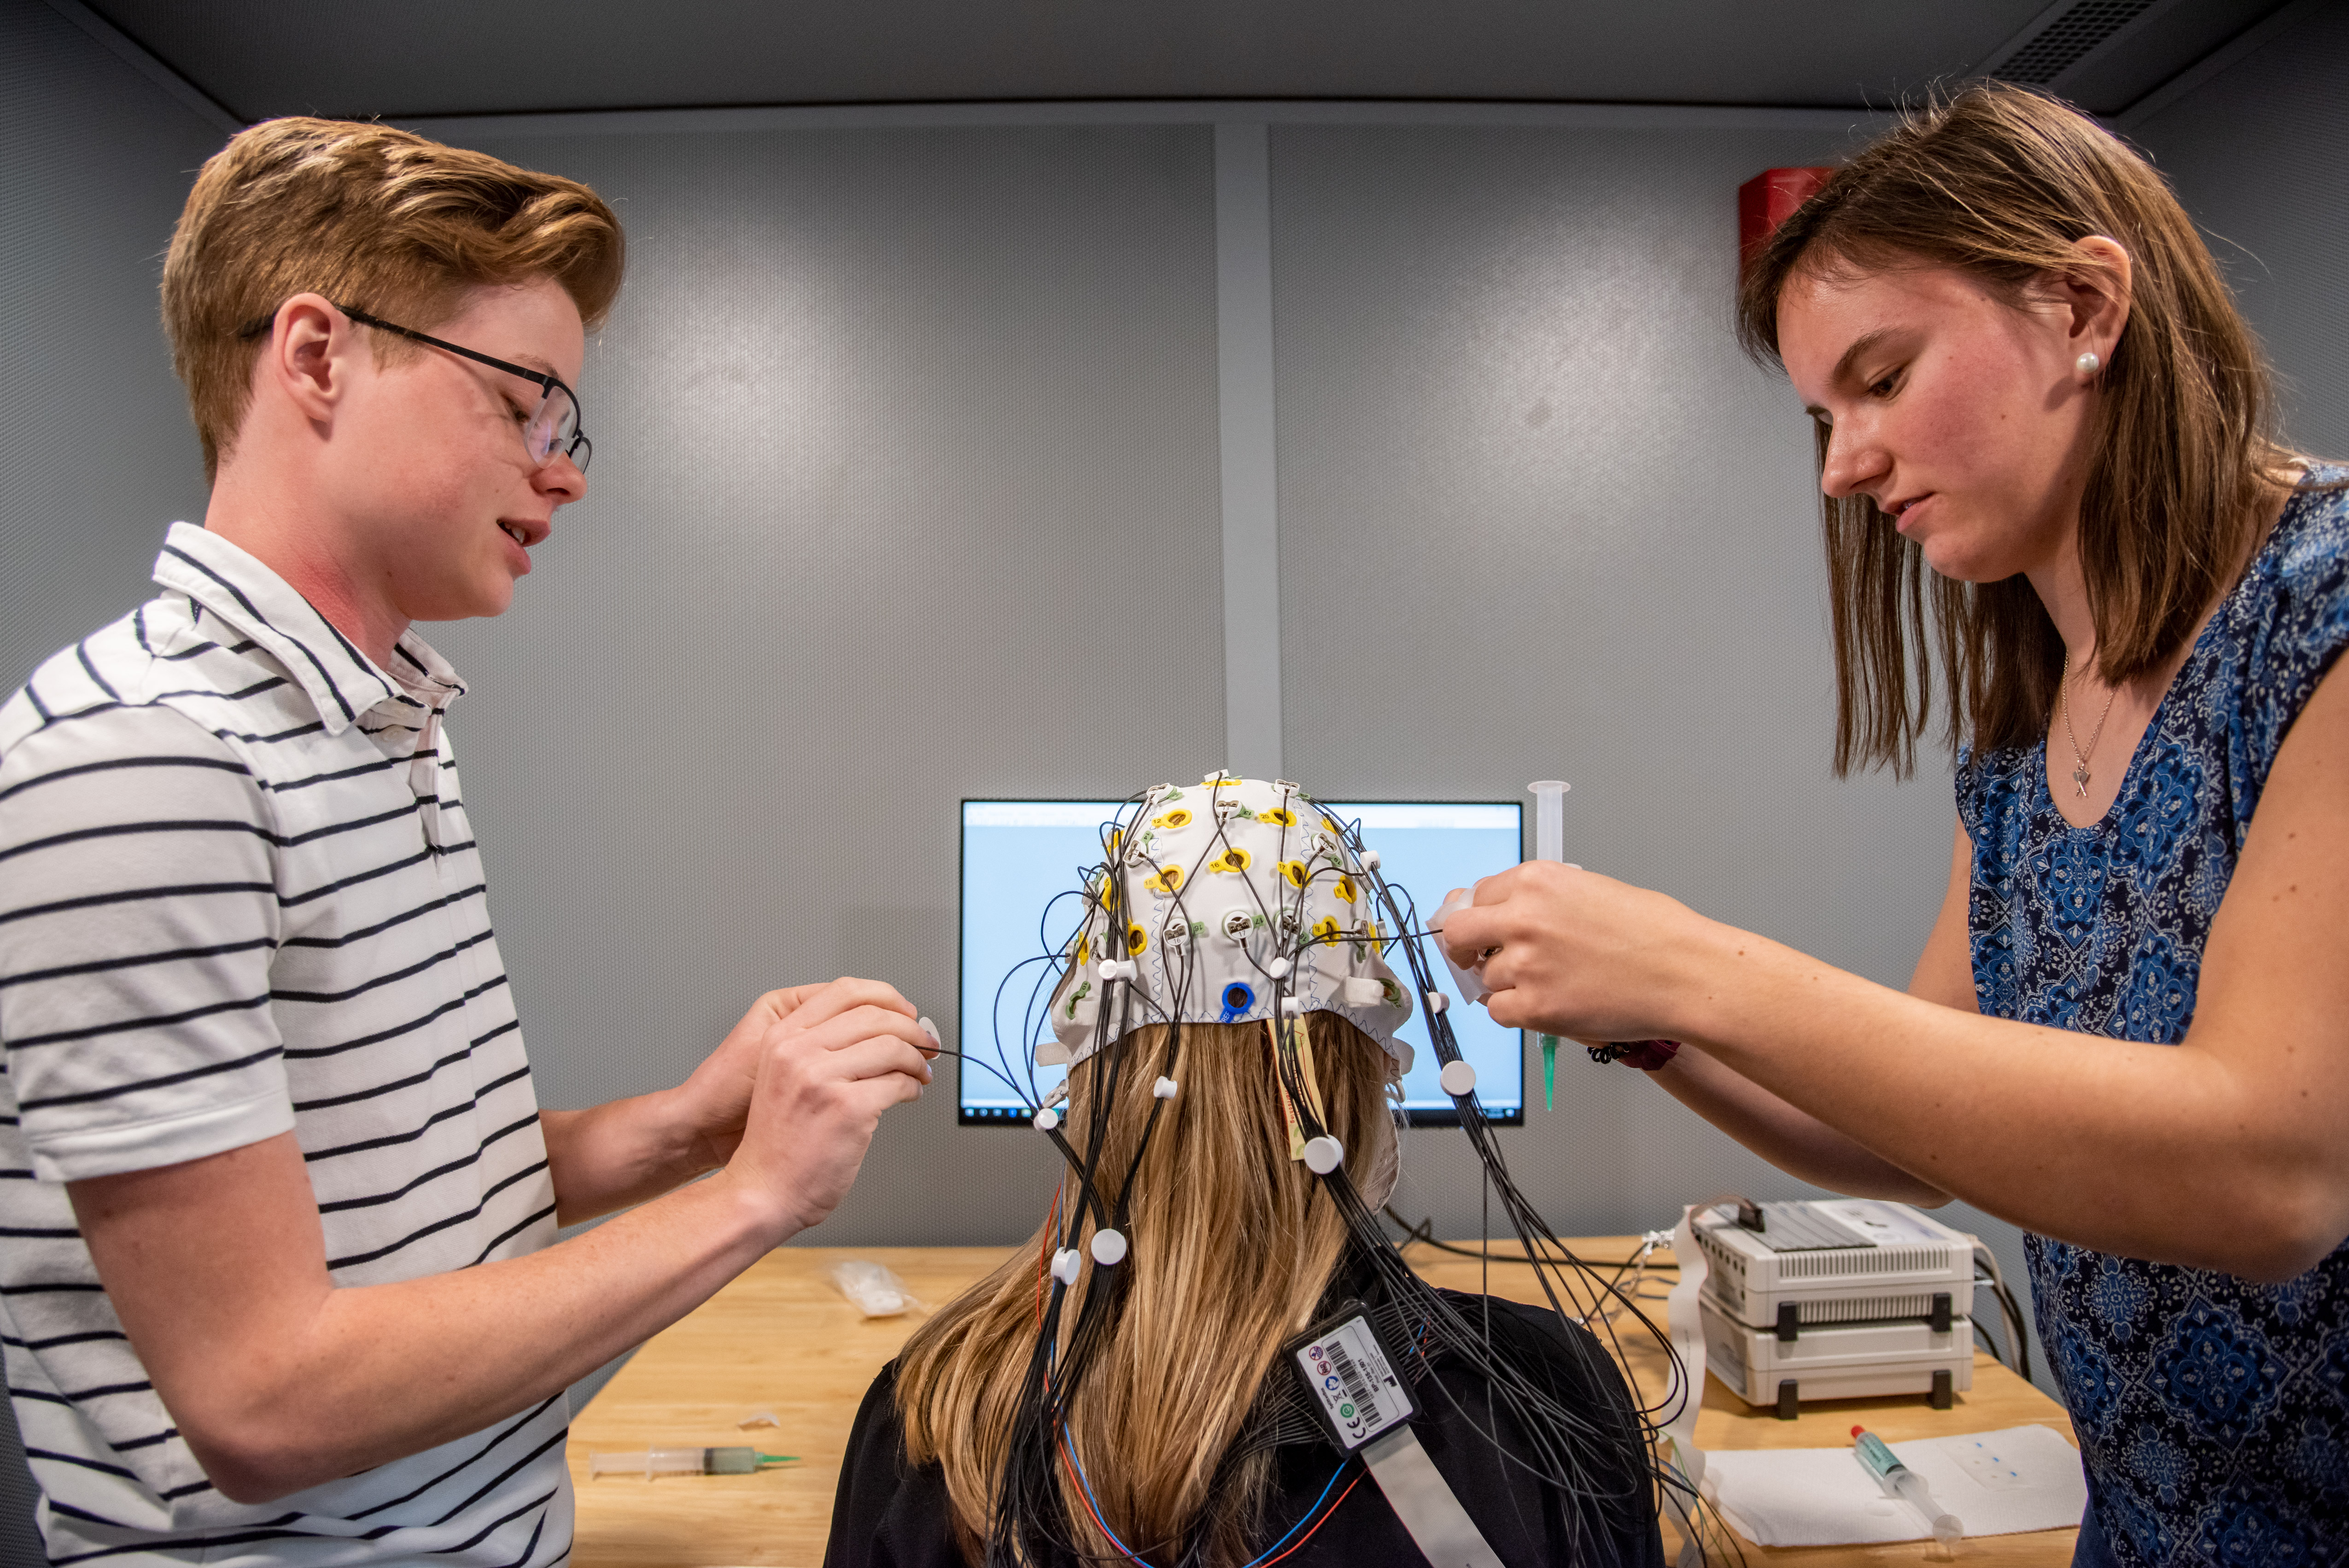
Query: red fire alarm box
1739 167 1835 269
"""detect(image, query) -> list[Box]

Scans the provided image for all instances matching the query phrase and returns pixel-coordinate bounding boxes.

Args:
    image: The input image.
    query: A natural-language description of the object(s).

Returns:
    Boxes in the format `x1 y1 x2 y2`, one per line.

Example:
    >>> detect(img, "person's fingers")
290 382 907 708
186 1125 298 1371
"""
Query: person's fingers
1481 982 1536 1029
807 1033 935 1086
754 985 811 1021
1469 866 1526 905
771 977 919 1034
792 1005 937 1064
1438 902 1503 963
806 1070 927 1135
827 977 918 1018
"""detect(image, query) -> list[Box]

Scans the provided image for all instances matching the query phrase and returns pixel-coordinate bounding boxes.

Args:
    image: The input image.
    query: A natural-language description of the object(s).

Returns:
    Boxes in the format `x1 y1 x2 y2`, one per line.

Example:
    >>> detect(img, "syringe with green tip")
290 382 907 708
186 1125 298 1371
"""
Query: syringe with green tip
588 1446 798 1479
1851 1427 1963 1553
1529 780 1571 1110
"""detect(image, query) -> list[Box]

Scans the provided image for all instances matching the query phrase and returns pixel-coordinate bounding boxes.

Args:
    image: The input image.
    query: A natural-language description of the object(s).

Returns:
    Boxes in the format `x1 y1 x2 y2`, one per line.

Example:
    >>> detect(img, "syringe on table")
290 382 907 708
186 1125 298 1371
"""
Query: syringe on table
587 1446 797 1479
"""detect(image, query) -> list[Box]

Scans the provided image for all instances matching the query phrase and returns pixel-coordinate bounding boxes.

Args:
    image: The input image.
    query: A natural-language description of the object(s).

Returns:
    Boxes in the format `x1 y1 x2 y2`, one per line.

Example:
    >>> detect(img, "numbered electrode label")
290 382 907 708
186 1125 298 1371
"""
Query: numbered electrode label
1291 1315 1413 1450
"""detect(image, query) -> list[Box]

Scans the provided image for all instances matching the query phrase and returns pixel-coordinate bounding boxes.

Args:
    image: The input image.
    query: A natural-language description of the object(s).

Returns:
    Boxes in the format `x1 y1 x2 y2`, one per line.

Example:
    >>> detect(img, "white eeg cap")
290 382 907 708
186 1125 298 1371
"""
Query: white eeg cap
1041 774 1414 1072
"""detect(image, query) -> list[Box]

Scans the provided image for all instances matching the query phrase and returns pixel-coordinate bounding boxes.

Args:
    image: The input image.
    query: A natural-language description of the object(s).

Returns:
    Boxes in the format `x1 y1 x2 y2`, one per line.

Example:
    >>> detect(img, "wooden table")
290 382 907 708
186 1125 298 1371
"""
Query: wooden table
566 1240 2077 1568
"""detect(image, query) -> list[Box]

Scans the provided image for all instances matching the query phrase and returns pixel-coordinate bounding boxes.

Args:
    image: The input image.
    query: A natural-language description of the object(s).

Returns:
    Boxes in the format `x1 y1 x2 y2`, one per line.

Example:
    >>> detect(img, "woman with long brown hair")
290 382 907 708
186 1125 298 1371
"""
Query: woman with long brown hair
1442 84 2349 1564
825 777 1666 1568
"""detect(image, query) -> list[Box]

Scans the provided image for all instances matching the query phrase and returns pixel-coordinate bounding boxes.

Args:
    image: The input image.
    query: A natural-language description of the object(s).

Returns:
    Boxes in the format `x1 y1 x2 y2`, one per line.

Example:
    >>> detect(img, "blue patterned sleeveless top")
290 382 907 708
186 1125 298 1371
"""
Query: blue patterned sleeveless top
1957 467 2349 1568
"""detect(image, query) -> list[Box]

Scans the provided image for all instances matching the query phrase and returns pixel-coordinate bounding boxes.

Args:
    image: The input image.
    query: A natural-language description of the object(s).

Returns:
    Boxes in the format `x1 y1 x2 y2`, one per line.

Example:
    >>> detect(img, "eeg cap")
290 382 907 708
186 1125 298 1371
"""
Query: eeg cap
1042 774 1414 1071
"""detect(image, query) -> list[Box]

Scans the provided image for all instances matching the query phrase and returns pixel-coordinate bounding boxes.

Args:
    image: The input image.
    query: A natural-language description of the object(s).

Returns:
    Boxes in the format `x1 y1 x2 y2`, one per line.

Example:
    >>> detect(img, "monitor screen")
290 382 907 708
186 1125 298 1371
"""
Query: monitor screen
958 799 1525 1126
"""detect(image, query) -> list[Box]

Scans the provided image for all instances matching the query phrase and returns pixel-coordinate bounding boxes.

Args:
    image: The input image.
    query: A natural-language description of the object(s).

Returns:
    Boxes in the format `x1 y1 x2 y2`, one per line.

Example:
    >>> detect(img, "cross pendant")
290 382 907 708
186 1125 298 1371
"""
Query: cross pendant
2072 762 2091 796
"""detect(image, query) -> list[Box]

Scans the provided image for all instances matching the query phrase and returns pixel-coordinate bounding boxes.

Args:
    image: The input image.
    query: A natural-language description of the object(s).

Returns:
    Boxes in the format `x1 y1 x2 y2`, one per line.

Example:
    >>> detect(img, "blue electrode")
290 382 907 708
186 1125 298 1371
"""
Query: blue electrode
1851 1427 1963 1551
1529 781 1570 1109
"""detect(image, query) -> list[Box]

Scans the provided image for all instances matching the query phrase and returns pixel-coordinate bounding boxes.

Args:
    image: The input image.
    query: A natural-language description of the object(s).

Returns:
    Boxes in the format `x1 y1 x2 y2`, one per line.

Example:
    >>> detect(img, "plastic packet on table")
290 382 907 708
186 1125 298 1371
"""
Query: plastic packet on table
830 1259 923 1317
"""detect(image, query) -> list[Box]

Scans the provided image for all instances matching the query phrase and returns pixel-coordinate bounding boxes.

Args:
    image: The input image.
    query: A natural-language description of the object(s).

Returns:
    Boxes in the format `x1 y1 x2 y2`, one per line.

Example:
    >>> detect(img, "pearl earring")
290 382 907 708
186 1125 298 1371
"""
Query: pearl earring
2076 351 2102 376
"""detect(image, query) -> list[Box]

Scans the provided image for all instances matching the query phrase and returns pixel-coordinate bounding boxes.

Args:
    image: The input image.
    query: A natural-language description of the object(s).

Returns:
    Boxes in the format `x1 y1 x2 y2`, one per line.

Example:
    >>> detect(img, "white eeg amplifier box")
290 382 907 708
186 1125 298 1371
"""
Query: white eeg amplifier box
1690 1198 1978 1416
1700 1299 1975 1412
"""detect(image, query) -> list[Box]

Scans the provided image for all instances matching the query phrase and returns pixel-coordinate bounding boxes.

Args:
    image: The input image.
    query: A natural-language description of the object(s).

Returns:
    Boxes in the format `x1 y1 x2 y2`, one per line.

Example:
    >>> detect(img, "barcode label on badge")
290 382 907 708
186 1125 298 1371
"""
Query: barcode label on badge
1292 1315 1413 1450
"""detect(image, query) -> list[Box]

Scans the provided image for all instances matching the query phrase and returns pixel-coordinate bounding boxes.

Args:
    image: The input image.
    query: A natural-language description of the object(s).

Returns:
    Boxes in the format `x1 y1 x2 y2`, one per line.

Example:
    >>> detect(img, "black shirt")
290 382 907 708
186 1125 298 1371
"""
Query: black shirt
824 1290 1666 1568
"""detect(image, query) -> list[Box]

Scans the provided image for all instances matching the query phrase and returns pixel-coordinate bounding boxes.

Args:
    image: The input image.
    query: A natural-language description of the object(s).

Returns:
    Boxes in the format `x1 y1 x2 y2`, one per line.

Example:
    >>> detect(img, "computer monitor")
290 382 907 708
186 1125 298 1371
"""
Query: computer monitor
958 798 1525 1126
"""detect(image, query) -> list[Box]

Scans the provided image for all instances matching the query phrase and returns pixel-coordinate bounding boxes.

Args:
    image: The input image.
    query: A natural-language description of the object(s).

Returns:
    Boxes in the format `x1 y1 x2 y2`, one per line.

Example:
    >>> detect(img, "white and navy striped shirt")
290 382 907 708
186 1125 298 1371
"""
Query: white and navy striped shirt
0 523 569 1566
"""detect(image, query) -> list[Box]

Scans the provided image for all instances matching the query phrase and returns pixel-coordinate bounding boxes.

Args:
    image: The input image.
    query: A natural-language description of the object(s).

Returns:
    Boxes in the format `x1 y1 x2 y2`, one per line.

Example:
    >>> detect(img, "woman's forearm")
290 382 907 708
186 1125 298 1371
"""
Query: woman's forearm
1665 925 2329 1279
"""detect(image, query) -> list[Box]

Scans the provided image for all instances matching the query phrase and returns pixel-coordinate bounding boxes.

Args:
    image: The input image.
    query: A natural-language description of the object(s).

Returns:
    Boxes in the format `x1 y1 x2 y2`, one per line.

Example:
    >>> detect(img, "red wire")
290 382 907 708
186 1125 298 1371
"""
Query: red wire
1258 1469 1366 1567
1059 1428 1160 1568
1033 1171 1360 1568
1053 1417 1362 1568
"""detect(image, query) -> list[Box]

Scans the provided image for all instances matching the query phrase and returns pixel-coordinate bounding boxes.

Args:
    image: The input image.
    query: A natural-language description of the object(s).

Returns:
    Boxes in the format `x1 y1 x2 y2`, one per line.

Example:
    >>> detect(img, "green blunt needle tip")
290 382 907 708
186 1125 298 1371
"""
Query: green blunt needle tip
758 1455 800 1466
1539 1035 1558 1109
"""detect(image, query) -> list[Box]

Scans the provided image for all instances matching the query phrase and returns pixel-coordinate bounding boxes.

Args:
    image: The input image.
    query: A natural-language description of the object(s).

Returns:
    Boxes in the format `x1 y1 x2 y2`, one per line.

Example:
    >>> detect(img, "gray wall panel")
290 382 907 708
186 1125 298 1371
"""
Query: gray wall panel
1271 118 1958 1234
0 0 218 696
0 0 226 1550
1266 123 2063 1387
2133 0 2349 460
423 124 1224 1248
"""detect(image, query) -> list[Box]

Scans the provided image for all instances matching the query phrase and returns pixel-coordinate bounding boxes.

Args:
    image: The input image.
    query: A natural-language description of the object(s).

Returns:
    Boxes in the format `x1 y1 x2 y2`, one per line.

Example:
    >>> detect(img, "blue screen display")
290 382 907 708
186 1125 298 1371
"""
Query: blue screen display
957 800 1524 1123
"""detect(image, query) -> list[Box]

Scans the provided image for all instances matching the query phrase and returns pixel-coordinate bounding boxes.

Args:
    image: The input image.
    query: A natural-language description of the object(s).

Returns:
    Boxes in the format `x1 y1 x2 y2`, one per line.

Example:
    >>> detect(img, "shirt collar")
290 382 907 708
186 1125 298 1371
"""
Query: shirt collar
150 522 467 737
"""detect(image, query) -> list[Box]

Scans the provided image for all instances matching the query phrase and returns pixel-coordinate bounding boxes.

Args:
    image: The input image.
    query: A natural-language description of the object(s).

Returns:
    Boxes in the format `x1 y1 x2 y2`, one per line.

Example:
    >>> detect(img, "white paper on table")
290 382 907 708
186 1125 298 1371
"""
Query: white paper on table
1698 1424 2086 1546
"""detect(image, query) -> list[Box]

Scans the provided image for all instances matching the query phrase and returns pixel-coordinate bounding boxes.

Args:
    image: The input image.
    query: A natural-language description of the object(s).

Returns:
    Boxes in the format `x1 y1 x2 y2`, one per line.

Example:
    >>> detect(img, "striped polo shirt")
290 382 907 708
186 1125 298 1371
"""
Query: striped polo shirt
0 523 570 1565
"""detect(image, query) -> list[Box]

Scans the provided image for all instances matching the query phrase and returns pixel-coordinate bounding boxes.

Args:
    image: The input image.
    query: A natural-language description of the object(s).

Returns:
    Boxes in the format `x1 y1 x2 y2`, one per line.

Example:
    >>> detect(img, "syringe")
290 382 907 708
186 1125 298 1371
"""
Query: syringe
1528 780 1570 1109
1851 1427 1963 1556
588 1446 798 1480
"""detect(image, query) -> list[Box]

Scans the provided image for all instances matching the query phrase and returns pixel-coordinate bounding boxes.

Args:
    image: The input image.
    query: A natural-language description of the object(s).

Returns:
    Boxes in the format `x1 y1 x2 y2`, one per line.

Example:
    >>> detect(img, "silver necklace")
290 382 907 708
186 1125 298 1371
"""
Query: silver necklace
2059 654 2119 797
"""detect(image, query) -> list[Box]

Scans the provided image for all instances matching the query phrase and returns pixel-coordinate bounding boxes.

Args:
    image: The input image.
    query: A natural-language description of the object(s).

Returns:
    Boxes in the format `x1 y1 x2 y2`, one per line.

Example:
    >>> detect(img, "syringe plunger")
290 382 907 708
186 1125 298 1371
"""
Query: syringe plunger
1528 781 1571 1110
1529 780 1570 865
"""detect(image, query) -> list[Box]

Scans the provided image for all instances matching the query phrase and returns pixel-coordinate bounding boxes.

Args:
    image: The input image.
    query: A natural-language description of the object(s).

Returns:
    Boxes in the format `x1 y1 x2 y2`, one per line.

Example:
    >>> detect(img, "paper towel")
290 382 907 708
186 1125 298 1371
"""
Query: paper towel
1699 1424 2085 1546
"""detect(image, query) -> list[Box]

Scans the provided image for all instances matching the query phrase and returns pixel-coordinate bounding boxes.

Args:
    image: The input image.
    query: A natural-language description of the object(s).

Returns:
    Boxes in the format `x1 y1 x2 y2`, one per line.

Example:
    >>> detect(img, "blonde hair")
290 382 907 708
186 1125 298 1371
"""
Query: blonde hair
161 117 625 481
1735 83 2303 774
895 1017 1399 1566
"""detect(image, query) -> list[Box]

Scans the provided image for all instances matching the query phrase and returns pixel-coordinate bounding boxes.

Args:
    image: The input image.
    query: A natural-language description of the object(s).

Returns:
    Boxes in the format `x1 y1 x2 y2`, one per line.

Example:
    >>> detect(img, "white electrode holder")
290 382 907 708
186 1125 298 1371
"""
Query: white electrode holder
1426 892 1488 1006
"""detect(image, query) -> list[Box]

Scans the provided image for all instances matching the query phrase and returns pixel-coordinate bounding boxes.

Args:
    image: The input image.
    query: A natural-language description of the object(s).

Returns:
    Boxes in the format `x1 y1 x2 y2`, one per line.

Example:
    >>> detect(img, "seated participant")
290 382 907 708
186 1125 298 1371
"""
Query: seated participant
828 776 1668 1568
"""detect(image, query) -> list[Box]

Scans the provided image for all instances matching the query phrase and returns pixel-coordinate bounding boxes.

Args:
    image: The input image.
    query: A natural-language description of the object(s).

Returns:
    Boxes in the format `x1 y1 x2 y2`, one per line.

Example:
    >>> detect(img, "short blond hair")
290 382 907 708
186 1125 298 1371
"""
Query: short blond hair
162 117 625 481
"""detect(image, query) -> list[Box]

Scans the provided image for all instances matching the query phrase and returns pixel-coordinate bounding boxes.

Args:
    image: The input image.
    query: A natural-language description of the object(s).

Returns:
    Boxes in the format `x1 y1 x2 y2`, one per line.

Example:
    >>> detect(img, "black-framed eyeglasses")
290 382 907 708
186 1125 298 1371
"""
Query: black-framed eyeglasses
239 302 590 473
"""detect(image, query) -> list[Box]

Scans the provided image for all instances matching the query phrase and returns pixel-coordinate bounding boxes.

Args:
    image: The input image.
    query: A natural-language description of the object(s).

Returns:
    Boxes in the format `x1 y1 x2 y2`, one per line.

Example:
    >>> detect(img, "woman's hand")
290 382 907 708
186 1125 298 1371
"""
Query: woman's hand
1436 860 1723 1041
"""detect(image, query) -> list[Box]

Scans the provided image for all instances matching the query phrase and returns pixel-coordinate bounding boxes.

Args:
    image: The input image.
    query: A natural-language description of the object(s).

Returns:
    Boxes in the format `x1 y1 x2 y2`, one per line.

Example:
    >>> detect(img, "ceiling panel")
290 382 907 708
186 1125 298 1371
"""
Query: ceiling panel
83 0 2294 123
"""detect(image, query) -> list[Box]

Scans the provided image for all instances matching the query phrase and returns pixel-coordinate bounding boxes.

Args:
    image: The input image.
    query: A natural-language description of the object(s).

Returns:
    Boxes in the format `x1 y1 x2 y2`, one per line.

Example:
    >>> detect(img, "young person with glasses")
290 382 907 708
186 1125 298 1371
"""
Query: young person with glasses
0 117 936 1567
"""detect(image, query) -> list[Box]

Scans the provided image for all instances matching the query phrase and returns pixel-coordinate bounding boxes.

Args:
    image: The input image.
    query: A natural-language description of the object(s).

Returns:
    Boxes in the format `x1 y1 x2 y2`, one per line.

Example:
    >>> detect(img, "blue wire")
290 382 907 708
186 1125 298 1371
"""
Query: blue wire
1058 1427 1155 1566
1236 1456 1355 1568
1058 1425 1354 1568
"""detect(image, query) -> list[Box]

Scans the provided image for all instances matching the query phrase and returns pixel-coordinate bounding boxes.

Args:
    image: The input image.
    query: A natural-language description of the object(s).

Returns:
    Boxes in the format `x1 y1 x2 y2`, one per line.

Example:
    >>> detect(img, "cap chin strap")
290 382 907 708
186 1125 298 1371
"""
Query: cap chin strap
1361 1426 1505 1568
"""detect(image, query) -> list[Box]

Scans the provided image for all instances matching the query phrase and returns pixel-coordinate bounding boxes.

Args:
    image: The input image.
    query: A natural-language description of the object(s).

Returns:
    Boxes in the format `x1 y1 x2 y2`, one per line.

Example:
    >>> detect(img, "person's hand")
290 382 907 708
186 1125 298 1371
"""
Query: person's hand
717 986 935 1241
679 978 930 1171
1435 861 1713 1040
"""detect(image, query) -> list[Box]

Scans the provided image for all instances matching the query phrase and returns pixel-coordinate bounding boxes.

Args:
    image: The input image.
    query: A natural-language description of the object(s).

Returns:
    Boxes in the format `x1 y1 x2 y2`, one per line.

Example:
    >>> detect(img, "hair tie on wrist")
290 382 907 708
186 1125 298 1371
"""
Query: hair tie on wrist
1586 1039 1681 1071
